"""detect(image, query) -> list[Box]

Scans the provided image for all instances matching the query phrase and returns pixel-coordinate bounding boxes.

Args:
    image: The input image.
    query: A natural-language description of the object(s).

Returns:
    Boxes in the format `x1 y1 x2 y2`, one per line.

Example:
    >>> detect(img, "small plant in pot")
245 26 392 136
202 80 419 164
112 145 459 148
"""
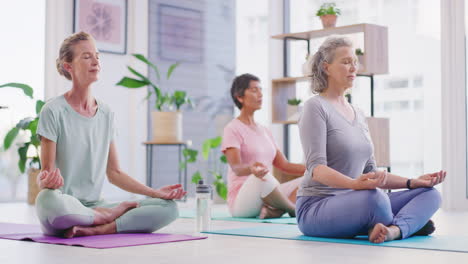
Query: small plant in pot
287 98 302 121
316 3 341 28
180 136 228 203
1 82 43 204
117 54 191 143
355 48 364 69
0 82 34 110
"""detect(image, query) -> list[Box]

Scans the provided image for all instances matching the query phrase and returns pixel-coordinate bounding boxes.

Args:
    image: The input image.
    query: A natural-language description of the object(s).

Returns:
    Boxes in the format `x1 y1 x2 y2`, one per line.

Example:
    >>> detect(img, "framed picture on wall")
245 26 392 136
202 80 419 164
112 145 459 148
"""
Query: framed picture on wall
73 0 127 54
158 4 203 63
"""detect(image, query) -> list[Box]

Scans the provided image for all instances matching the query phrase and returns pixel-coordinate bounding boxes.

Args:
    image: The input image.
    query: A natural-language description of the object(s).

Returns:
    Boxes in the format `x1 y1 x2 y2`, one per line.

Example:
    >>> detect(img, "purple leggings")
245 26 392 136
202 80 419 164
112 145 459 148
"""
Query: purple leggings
296 188 441 239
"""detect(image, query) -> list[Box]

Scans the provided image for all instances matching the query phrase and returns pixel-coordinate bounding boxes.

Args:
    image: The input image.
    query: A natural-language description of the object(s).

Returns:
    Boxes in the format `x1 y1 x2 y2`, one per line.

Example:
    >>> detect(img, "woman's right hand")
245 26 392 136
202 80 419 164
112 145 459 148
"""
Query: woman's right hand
38 168 64 190
250 162 269 181
351 170 387 190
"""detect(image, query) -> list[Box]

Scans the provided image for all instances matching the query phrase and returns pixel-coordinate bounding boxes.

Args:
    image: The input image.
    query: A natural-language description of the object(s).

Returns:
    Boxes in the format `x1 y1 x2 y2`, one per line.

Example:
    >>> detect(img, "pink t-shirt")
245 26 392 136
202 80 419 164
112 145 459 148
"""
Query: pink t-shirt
221 118 279 211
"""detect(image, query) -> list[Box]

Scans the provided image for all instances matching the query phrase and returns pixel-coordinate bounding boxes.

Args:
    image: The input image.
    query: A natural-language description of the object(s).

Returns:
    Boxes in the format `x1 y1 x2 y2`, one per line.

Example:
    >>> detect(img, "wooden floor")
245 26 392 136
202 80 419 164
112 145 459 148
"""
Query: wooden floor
1 201 468 264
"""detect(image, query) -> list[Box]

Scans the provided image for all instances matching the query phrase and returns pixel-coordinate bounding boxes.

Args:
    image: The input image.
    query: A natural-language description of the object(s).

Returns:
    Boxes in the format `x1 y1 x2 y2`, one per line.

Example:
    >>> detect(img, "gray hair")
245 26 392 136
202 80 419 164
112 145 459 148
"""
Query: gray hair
310 36 354 94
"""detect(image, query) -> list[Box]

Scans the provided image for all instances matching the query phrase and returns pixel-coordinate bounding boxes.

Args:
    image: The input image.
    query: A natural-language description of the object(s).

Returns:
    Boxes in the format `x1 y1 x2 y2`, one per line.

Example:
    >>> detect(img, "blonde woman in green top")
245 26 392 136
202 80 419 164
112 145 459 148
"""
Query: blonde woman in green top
35 31 186 238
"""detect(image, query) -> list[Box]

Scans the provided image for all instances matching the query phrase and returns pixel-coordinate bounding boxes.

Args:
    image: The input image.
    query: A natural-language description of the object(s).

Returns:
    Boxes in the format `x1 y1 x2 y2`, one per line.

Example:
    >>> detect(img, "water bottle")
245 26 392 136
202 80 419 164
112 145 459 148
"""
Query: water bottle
196 179 212 232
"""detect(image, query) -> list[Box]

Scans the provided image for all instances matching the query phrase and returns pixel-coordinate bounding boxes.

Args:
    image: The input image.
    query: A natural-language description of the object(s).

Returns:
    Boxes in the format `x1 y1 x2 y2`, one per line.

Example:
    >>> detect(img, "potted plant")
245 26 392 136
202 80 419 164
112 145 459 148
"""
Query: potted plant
316 3 341 28
2 82 43 204
117 54 191 143
180 136 228 203
355 48 364 69
287 98 302 121
0 82 34 109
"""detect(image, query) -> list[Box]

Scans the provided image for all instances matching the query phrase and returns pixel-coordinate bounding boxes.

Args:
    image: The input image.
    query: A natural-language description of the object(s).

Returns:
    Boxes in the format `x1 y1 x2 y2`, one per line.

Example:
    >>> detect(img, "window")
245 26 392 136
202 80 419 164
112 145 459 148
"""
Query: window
413 75 424 88
236 0 269 123
0 1 45 201
386 78 409 89
383 101 410 112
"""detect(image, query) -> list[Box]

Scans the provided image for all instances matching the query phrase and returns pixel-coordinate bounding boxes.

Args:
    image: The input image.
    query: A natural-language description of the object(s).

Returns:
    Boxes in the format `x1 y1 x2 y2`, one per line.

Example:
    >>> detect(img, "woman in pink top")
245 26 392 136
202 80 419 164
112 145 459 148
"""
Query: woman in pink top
222 73 305 218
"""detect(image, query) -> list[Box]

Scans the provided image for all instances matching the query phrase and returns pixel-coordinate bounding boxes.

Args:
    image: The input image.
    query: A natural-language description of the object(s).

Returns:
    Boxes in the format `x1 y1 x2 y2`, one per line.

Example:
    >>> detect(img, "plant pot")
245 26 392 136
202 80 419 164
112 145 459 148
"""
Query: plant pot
27 168 40 205
151 111 183 142
287 105 303 122
320 14 337 28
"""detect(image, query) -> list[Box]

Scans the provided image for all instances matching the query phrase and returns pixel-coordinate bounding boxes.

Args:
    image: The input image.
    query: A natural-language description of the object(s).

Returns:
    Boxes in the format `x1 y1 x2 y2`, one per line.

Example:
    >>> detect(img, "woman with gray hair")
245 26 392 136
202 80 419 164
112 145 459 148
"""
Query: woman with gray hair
296 36 446 243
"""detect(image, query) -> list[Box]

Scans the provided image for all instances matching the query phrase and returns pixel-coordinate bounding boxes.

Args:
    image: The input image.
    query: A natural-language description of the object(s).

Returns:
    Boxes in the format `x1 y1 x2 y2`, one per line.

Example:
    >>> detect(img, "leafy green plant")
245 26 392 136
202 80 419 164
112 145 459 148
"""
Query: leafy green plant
0 83 34 99
116 54 191 111
355 48 364 56
345 93 352 103
287 98 302 106
316 3 341 16
180 136 228 200
2 82 44 173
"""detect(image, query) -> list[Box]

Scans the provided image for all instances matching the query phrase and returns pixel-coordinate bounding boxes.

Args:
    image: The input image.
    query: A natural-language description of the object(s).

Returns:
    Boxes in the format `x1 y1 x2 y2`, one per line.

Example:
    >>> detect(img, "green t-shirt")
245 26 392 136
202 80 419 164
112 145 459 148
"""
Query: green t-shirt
37 95 116 205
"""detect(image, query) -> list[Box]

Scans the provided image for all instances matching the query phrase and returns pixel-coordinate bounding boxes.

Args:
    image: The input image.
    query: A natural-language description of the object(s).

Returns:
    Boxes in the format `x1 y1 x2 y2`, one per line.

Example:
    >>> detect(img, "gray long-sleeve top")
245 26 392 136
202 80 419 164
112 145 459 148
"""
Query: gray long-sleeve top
297 95 377 197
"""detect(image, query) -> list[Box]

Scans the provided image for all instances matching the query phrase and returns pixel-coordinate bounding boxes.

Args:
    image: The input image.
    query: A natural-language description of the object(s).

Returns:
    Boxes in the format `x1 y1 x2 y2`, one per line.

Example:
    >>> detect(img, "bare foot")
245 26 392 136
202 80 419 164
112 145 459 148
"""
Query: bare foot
93 201 139 225
259 204 286 219
368 223 401 243
64 222 117 238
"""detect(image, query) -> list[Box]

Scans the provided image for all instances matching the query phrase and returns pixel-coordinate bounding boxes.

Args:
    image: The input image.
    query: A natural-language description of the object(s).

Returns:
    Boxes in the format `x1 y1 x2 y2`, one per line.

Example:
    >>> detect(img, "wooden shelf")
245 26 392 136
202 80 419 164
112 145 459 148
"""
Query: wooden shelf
272 23 388 75
274 120 298 125
272 23 379 40
272 76 310 83
271 77 310 124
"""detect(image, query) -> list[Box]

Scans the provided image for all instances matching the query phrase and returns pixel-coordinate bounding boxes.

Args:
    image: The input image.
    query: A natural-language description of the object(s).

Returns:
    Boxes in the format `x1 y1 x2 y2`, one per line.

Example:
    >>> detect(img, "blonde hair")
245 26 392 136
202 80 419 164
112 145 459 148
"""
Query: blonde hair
310 36 353 94
56 31 94 80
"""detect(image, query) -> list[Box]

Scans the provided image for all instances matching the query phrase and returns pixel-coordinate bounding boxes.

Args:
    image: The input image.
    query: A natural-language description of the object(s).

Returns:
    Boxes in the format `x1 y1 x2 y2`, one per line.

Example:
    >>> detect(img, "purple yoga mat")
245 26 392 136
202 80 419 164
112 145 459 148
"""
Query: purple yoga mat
0 222 206 249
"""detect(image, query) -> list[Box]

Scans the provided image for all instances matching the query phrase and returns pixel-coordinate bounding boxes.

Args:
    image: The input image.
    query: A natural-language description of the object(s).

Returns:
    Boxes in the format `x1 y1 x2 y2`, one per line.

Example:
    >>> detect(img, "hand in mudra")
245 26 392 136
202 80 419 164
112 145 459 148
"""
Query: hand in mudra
154 184 187 200
38 168 64 190
250 162 269 181
412 170 447 188
352 170 387 190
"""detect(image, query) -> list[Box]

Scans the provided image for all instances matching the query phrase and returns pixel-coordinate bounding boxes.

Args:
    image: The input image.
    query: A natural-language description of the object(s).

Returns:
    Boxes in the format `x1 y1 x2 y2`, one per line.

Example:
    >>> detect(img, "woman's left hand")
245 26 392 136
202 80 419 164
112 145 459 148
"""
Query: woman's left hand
412 170 447 188
153 184 187 200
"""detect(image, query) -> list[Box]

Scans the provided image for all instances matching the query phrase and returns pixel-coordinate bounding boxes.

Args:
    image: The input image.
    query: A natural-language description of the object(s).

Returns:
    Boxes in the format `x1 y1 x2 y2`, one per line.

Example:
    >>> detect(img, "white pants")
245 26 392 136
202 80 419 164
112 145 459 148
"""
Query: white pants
230 174 303 218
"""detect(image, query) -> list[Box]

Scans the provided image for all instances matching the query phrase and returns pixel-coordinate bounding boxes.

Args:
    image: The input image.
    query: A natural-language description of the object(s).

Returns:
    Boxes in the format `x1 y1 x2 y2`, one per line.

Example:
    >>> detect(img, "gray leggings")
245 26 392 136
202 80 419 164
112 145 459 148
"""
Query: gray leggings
35 189 179 236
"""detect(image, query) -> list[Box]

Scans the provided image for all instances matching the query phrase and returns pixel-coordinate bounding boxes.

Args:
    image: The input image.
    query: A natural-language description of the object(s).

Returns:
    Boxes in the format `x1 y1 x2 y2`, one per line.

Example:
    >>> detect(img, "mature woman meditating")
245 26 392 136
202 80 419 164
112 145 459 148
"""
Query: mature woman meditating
296 36 445 243
222 73 305 219
35 31 186 238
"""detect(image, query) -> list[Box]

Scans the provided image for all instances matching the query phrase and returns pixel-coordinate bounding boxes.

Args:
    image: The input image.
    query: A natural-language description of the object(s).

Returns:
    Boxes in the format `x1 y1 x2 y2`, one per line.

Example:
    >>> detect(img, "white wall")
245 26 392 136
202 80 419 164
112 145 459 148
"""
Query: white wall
44 0 149 200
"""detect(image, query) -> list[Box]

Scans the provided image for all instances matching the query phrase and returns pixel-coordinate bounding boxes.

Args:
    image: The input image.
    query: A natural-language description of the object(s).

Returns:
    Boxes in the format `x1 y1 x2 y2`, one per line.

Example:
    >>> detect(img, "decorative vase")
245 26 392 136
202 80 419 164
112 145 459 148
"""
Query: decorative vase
27 168 40 205
320 14 337 28
151 111 183 142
